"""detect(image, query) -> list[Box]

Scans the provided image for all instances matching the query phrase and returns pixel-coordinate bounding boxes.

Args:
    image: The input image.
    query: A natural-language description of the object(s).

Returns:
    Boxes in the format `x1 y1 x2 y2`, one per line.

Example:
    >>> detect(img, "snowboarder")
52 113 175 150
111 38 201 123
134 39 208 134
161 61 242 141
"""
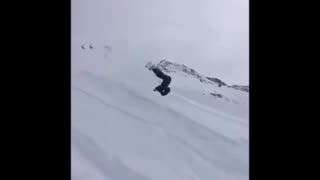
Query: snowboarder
147 64 171 96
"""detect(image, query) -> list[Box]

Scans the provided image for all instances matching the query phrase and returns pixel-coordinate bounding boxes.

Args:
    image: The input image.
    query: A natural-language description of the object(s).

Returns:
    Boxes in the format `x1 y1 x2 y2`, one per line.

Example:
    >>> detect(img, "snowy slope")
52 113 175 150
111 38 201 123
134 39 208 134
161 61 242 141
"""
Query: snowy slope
72 48 248 180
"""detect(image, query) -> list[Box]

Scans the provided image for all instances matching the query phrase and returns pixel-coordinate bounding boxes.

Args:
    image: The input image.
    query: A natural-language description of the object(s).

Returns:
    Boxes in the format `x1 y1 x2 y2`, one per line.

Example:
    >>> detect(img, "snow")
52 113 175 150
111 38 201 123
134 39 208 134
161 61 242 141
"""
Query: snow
72 47 248 180
72 1 248 178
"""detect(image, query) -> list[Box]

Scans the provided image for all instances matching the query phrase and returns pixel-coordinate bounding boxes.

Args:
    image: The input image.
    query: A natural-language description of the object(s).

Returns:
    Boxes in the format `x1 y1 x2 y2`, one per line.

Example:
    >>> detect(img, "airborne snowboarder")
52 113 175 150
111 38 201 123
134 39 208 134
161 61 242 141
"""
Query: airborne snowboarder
147 64 172 96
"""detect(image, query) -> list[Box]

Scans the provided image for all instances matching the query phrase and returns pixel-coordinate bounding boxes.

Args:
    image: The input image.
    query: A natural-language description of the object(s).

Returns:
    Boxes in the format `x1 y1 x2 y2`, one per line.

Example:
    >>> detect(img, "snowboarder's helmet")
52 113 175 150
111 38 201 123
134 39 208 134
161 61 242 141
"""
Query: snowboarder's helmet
145 62 156 70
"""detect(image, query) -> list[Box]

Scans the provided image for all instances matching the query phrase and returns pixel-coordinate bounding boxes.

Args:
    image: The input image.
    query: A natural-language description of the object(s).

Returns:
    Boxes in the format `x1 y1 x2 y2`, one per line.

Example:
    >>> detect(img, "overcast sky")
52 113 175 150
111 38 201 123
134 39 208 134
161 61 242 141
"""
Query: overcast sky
72 0 248 85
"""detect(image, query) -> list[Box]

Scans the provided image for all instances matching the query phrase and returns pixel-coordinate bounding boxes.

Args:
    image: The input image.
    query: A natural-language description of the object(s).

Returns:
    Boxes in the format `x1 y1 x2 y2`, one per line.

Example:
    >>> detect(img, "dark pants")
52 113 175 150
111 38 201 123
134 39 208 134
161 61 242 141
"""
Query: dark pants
156 76 171 91
161 76 171 88
154 76 171 96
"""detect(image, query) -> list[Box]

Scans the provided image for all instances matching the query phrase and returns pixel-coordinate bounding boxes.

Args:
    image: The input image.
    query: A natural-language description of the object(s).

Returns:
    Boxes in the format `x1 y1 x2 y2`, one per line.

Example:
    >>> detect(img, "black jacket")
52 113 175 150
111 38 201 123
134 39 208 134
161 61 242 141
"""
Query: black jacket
152 68 166 79
152 68 171 88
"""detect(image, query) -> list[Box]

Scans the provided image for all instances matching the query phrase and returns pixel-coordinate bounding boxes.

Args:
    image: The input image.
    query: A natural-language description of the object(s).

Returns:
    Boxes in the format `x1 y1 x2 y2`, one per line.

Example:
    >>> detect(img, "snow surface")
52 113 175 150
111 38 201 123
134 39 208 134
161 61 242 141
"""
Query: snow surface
71 46 249 180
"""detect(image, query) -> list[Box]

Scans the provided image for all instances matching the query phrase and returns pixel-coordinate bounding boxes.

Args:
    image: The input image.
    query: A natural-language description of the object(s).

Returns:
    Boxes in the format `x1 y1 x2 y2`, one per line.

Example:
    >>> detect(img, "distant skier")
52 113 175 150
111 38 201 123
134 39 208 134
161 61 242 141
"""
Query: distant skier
147 64 171 96
81 43 93 50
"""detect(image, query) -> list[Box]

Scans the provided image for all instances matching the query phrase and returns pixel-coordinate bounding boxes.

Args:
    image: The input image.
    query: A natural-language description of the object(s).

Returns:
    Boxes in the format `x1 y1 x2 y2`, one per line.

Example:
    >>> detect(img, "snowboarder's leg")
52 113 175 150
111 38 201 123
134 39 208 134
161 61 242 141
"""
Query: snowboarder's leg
154 85 164 92
160 76 171 88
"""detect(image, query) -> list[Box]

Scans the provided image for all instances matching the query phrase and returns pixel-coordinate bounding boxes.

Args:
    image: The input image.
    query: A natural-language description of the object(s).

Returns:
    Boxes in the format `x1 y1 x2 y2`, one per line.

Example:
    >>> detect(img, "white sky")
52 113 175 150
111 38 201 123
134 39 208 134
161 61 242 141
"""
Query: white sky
72 0 248 85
